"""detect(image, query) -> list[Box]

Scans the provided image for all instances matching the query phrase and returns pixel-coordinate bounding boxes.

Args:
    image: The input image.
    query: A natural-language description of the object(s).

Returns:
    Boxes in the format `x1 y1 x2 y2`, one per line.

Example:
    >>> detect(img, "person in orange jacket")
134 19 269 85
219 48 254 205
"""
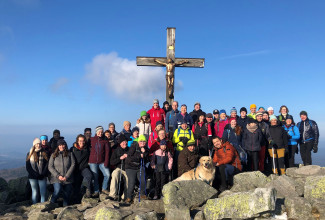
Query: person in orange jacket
212 136 242 192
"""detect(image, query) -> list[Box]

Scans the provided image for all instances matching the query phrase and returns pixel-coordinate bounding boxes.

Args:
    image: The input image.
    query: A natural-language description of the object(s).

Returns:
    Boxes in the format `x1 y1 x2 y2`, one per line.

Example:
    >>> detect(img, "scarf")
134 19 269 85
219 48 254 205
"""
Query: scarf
30 148 44 175
246 123 258 133
74 142 82 150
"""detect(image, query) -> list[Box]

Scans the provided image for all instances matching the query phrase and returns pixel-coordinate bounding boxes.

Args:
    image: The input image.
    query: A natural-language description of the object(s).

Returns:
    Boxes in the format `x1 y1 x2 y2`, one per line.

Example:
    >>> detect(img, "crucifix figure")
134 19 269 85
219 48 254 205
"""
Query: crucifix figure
137 27 204 103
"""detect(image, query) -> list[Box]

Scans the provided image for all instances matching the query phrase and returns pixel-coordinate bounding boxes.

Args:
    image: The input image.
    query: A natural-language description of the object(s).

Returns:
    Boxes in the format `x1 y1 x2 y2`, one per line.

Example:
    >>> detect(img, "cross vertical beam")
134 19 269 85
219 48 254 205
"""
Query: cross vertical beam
166 27 176 104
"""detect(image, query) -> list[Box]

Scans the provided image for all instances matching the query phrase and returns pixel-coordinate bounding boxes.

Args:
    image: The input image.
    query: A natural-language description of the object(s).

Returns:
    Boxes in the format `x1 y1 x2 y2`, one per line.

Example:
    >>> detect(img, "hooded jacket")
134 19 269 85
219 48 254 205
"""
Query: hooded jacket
242 125 263 151
269 124 289 149
283 124 300 145
125 142 149 170
110 145 129 170
147 106 166 131
48 151 76 184
177 146 199 177
297 118 319 145
165 109 180 134
189 109 206 123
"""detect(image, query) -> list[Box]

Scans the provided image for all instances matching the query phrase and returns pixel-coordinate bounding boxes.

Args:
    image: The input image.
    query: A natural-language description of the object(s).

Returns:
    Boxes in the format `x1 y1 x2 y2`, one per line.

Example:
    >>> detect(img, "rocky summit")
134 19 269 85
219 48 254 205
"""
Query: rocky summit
1 165 325 219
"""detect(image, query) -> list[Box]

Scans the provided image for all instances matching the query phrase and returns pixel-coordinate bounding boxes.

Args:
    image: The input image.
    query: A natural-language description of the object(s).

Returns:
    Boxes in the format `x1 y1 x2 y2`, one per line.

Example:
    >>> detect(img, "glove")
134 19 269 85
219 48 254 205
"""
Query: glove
313 144 318 153
269 140 275 146
182 137 189 145
287 134 292 140
179 137 185 142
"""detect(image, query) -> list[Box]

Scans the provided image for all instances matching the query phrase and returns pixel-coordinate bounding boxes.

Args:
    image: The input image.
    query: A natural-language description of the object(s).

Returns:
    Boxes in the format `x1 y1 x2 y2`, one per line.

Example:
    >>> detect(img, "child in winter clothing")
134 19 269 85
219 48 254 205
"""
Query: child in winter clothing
136 110 152 141
150 139 173 199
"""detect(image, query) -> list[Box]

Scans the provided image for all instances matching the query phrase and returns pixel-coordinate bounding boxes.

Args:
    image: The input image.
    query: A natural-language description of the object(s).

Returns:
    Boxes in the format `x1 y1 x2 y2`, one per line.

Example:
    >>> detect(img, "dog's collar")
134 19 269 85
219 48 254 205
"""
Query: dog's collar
194 167 212 185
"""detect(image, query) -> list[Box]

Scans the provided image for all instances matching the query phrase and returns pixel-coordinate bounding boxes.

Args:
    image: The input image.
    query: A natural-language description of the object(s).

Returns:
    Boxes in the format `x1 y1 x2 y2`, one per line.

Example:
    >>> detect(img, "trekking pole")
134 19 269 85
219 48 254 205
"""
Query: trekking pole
271 147 276 174
139 158 143 202
117 160 123 201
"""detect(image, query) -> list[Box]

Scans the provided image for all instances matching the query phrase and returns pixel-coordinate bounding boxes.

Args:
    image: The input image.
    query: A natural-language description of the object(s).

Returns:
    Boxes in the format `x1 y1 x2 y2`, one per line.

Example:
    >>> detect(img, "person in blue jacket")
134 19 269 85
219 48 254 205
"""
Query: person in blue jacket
283 115 300 168
176 104 194 130
165 101 180 139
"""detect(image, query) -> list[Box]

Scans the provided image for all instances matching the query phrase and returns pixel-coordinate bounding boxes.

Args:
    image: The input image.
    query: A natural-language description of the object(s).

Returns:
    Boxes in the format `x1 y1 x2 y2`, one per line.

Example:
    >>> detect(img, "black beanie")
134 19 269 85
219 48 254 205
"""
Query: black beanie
53 129 60 135
240 107 247 114
300 111 308 116
118 135 127 144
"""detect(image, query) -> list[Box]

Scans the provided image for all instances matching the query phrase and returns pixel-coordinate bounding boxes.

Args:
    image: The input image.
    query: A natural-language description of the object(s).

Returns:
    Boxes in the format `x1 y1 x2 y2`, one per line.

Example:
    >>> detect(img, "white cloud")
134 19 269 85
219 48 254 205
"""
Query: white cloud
50 77 69 93
85 52 168 102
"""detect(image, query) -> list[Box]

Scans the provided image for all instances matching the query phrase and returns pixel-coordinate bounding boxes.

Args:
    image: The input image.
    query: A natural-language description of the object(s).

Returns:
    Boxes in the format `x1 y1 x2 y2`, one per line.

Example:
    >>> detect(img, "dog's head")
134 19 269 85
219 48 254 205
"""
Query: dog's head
199 156 213 169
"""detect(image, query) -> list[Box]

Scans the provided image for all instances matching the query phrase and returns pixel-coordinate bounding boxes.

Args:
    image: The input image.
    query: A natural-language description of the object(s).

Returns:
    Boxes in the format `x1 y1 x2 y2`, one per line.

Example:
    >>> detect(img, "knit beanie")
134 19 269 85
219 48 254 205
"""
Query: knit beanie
267 107 274 111
240 107 247 114
230 107 237 114
286 115 294 120
256 112 263 117
213 109 219 114
160 139 167 146
219 109 226 115
96 126 104 133
33 138 41 147
40 135 48 141
138 135 147 142
131 127 139 134
123 121 131 127
156 121 163 127
269 115 278 121
53 129 60 135
153 99 159 104
140 111 147 117
186 140 195 147
118 134 127 144
258 107 265 111
57 139 67 146
250 104 256 109
300 111 308 116
163 101 169 106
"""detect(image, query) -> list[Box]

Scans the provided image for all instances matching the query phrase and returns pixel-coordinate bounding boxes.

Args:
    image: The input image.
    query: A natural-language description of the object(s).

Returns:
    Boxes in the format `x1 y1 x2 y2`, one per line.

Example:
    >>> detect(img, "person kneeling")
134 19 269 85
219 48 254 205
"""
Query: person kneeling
212 136 242 192
151 139 173 200
125 135 149 204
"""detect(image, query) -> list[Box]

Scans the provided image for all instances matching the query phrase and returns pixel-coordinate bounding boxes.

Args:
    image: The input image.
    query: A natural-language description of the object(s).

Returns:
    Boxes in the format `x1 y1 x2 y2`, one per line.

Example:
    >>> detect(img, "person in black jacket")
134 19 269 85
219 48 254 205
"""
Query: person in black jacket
125 135 149 204
26 138 49 204
49 129 64 152
268 115 288 175
237 107 248 129
242 119 262 171
108 135 129 201
256 112 271 172
84 128 92 149
189 102 206 123
297 111 319 165
71 134 92 199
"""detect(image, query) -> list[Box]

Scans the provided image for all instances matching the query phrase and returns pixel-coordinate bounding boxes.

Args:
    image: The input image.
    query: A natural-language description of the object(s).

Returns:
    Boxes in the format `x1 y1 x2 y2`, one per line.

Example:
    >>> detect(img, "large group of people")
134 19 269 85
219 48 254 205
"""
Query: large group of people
26 99 319 205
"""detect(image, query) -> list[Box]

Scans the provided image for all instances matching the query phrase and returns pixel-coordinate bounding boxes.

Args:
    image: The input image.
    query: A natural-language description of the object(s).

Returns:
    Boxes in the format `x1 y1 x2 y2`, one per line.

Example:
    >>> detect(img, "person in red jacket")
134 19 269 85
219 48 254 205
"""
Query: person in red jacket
214 109 229 138
147 99 166 131
89 126 110 197
212 136 242 192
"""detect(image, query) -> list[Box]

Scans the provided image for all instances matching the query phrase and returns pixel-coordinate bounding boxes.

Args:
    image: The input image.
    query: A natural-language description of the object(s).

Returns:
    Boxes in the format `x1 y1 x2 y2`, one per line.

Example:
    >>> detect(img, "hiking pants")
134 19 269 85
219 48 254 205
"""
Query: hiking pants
285 145 298 168
258 146 266 172
300 142 313 165
125 167 146 200
247 150 259 171
268 148 285 175
154 171 169 197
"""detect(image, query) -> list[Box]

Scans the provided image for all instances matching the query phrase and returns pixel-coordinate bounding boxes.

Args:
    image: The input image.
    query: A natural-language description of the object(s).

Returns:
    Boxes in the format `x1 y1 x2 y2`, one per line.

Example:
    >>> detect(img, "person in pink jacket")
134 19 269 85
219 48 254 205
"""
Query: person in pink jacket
214 109 229 138
151 139 173 200
147 99 166 131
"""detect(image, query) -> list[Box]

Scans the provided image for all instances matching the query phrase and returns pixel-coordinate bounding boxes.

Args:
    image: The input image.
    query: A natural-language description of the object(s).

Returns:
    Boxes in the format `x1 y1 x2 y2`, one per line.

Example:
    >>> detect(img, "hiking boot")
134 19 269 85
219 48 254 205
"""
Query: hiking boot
85 189 91 198
102 189 110 195
92 192 99 198
125 198 132 204
152 195 158 200
140 195 147 200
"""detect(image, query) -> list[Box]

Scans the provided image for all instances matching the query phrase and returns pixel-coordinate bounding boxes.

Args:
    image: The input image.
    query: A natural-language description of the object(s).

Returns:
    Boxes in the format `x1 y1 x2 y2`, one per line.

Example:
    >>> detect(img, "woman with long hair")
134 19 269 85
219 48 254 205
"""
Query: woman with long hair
26 138 49 204
48 139 76 206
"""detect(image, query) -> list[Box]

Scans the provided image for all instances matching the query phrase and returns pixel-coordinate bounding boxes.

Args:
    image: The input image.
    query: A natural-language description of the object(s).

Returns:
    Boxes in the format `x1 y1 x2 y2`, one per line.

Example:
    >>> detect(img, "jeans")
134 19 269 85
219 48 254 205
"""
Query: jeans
89 163 110 192
215 164 236 189
51 183 73 206
29 178 47 204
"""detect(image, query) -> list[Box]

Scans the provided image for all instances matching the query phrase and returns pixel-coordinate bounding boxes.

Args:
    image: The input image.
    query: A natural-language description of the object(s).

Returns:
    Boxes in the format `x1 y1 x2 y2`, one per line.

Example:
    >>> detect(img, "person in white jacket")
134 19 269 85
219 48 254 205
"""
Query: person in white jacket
136 111 152 141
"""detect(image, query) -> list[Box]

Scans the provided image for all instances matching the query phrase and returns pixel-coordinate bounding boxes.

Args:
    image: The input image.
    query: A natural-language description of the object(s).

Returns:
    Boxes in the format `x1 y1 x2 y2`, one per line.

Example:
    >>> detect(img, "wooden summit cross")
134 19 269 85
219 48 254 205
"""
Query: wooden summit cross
137 27 205 104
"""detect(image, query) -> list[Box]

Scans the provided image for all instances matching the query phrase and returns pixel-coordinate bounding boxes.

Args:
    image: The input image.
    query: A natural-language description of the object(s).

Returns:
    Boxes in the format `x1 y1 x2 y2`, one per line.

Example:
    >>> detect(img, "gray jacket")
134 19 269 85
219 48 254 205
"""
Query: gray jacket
48 151 76 184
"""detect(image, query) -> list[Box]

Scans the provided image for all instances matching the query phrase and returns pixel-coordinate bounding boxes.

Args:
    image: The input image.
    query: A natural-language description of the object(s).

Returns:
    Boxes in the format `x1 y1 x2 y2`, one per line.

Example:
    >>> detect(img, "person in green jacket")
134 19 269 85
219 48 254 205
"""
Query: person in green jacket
248 104 257 119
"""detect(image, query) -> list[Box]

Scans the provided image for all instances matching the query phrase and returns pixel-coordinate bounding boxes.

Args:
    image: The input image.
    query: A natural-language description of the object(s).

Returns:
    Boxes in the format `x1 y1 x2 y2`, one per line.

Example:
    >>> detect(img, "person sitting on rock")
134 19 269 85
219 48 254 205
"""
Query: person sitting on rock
70 134 92 199
26 138 49 204
108 134 129 201
125 135 149 203
177 140 199 177
150 139 173 200
48 139 76 206
212 136 242 192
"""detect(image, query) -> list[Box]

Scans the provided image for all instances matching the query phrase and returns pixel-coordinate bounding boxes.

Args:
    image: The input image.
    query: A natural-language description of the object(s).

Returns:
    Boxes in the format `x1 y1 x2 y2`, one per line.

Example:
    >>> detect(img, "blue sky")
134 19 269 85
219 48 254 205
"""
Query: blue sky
0 0 324 159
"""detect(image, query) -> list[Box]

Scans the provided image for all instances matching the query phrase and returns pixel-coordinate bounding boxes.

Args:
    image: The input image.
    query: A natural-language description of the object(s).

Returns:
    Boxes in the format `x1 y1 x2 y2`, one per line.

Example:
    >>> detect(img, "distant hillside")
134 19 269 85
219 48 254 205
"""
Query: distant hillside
0 166 27 181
